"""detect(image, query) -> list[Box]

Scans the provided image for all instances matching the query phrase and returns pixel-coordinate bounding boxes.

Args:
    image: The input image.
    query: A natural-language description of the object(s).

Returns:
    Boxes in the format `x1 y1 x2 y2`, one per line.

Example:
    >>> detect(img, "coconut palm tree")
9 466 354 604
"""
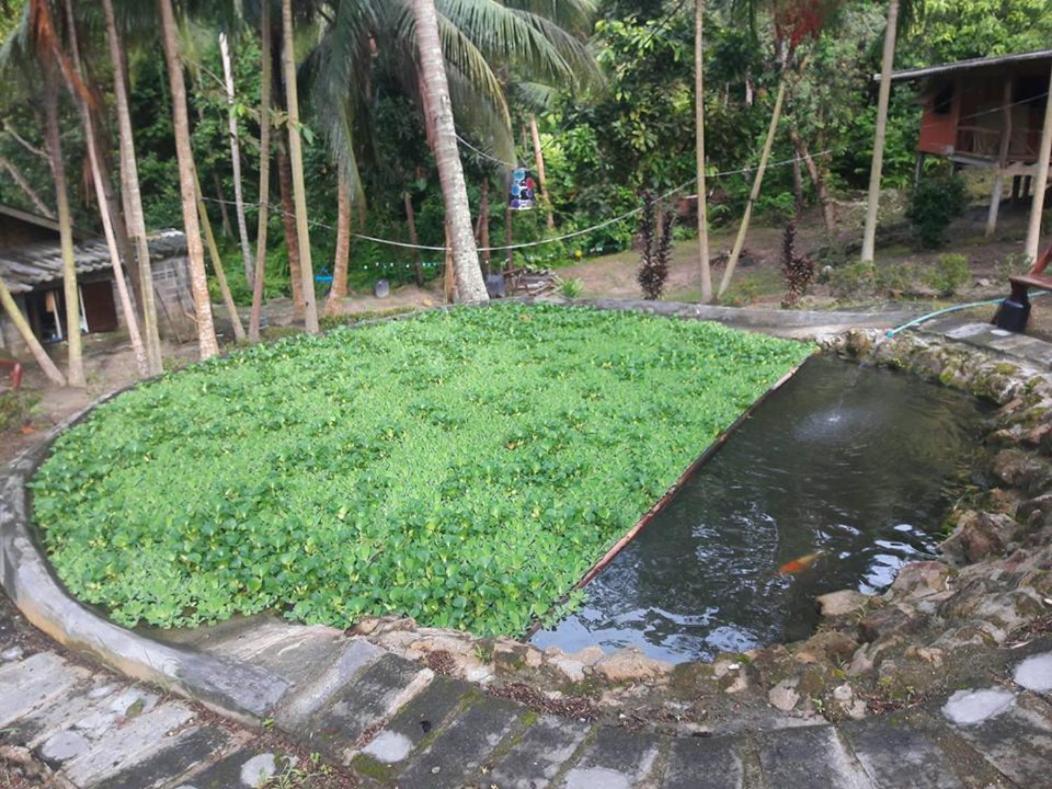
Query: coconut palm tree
248 0 272 342
413 0 487 302
101 0 163 374
158 0 219 358
281 0 320 332
308 0 597 301
695 0 713 303
25 0 85 386
61 0 149 378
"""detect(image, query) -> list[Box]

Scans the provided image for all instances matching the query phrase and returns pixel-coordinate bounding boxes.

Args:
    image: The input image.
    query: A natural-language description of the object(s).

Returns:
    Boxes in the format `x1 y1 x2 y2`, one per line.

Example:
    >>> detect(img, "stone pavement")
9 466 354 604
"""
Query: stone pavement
3 607 1051 787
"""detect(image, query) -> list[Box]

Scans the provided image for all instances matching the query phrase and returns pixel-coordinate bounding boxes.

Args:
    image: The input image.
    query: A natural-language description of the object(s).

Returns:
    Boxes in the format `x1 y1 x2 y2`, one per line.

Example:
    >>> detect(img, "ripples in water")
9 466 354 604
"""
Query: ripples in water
531 355 987 663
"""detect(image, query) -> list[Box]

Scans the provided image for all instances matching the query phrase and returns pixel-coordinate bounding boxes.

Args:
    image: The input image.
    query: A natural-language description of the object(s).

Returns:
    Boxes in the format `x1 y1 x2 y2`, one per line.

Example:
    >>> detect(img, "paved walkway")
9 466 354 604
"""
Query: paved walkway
3 608 1051 787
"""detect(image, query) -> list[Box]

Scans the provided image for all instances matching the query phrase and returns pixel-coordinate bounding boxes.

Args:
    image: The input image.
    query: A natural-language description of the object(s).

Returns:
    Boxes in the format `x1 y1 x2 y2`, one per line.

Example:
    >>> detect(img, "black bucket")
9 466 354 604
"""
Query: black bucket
992 289 1030 333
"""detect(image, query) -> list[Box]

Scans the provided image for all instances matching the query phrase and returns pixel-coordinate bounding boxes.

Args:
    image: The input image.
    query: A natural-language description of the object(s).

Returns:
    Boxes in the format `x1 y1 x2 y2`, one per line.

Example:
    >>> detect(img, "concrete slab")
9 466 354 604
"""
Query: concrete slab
90 725 235 789
2 678 118 747
273 638 384 729
562 726 663 789
756 725 873 789
840 715 964 788
661 734 745 789
360 675 474 766
942 691 1052 786
61 701 196 786
487 716 590 789
0 651 90 727
296 653 432 762
396 697 524 788
174 748 297 789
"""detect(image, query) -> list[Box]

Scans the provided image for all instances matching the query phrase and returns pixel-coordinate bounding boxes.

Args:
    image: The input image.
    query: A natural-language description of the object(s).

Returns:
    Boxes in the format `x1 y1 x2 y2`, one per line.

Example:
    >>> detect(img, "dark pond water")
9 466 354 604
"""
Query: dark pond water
531 355 988 663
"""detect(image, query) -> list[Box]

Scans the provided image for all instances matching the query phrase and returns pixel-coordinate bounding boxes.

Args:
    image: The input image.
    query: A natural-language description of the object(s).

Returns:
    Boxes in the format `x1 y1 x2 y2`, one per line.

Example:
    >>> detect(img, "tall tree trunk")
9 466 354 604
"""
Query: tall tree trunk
1024 65 1052 263
63 0 147 378
102 0 162 375
248 0 272 343
403 191 426 285
0 278 65 385
479 178 491 275
412 0 488 304
529 115 555 231
42 68 84 387
281 0 319 332
0 156 54 217
158 0 219 359
212 171 233 238
718 75 787 298
276 144 304 313
789 125 836 234
194 168 246 341
220 31 255 285
861 0 900 263
504 201 513 272
695 0 713 303
326 170 352 315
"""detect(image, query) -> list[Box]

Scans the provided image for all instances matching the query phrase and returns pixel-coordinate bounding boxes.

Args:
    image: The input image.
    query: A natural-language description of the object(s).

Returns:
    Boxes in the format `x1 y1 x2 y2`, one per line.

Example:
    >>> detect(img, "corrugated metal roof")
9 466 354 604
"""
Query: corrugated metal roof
0 231 187 295
885 49 1052 83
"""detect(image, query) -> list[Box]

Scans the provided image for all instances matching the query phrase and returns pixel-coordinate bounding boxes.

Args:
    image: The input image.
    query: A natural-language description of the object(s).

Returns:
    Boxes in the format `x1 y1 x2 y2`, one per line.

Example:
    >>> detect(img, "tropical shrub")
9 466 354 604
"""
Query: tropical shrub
32 305 811 636
829 261 877 300
927 253 971 297
559 277 584 298
907 174 967 248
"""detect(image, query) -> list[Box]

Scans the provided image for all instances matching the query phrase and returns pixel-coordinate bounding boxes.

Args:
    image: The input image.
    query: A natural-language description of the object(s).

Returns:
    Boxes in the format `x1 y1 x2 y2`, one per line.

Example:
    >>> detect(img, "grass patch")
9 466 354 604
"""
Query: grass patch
32 305 811 635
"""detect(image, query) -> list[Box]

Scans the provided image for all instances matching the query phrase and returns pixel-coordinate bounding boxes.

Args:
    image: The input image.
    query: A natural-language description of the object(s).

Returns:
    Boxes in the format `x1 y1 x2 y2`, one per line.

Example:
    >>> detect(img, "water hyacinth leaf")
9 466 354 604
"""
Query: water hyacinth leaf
32 305 811 635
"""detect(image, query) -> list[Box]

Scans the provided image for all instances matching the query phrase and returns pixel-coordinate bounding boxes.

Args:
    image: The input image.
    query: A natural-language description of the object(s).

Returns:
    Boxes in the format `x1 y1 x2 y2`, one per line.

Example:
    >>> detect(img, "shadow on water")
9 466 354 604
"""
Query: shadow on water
531 355 990 663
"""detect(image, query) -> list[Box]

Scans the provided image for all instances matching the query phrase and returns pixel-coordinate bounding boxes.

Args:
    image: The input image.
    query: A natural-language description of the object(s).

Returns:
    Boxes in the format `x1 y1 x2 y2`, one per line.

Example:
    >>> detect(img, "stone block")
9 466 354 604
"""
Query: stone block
661 734 744 789
0 652 90 727
395 697 524 788
62 702 196 786
562 726 663 789
296 654 432 762
755 725 872 789
840 714 963 788
487 715 590 789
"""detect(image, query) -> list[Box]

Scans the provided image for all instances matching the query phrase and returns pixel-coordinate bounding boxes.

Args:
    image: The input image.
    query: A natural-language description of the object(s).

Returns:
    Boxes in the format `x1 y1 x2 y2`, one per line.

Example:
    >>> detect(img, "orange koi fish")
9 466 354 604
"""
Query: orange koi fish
778 551 824 575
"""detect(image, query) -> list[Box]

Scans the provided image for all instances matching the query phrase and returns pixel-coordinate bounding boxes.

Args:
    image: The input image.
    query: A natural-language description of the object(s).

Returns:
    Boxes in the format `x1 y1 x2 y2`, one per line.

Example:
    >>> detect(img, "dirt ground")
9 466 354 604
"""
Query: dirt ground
2 193 1049 465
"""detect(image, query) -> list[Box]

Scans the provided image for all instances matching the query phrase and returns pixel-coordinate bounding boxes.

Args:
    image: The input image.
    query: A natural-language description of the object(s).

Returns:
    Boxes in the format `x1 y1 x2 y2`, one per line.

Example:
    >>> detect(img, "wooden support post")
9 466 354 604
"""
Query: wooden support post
986 78 1014 238
1012 175 1022 203
913 153 926 189
1024 65 1052 263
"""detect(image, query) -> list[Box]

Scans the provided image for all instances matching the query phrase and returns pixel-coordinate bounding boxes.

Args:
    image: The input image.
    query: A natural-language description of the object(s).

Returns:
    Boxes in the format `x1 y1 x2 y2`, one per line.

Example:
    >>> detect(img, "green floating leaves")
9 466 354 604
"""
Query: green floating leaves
32 305 812 636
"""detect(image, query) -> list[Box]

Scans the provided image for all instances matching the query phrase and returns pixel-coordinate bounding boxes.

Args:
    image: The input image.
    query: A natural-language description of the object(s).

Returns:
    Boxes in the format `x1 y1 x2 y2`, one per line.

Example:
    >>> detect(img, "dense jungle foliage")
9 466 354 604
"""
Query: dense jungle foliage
0 0 1049 301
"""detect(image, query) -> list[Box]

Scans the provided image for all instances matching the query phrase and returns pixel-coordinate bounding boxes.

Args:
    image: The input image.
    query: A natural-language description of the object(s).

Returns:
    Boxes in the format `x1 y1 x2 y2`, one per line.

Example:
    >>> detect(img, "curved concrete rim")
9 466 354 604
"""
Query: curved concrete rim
1 396 292 725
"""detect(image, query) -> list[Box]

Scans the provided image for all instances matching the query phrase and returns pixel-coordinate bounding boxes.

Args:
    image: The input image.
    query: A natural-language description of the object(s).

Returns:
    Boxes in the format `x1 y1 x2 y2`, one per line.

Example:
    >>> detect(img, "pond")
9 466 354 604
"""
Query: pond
531 355 989 663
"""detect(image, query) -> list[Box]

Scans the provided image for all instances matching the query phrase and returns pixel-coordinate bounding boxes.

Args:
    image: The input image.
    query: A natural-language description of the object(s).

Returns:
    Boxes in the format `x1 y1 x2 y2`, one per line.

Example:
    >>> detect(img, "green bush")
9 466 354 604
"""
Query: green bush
0 390 35 432
874 261 915 294
559 277 584 298
32 305 811 635
829 261 877 300
926 253 971 297
907 175 967 248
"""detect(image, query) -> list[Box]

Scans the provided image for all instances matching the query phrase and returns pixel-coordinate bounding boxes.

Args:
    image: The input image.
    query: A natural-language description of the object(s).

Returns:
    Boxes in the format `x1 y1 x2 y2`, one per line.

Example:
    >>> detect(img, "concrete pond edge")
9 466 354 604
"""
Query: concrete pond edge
0 305 1050 744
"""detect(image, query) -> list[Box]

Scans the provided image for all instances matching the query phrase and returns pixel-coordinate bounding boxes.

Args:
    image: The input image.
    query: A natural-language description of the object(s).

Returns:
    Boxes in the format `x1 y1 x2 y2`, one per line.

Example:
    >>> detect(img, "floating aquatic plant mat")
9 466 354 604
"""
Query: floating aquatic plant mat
32 305 812 635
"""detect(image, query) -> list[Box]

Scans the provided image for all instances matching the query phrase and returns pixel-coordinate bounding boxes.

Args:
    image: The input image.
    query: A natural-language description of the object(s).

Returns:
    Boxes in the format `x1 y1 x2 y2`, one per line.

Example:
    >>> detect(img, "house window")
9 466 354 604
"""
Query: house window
933 82 954 115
